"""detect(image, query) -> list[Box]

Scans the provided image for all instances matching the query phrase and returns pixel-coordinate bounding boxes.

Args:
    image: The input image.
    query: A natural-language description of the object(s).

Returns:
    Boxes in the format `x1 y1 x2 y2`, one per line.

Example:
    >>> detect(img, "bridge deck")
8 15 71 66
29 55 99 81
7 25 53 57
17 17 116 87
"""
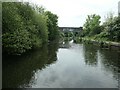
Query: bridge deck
59 27 83 32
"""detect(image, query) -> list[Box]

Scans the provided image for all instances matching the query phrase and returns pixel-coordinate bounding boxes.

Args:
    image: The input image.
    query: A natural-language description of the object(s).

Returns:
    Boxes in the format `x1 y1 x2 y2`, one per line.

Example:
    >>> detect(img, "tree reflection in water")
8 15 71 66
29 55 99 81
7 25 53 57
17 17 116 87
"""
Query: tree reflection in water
99 49 120 81
83 43 98 66
3 41 120 88
2 41 59 88
83 43 120 87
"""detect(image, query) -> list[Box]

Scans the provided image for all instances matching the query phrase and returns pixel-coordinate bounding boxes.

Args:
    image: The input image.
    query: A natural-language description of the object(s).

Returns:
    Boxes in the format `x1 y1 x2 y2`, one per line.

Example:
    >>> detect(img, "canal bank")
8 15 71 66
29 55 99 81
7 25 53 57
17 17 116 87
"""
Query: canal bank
74 37 120 51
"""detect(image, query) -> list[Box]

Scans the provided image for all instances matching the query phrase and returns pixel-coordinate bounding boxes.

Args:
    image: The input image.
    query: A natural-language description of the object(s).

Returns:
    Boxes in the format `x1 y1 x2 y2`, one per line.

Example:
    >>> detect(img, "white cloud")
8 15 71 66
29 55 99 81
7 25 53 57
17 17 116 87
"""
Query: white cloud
26 0 120 27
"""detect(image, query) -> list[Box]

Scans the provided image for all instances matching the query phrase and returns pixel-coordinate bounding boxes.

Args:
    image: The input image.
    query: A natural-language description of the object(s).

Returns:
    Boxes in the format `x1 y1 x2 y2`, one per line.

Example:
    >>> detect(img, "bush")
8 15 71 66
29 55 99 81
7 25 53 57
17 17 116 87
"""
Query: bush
2 2 48 55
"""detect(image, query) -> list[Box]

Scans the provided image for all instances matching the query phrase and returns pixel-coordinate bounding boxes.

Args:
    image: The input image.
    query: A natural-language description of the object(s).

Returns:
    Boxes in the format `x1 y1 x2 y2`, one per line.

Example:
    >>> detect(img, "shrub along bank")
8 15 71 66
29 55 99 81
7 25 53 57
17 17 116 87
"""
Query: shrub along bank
2 2 59 55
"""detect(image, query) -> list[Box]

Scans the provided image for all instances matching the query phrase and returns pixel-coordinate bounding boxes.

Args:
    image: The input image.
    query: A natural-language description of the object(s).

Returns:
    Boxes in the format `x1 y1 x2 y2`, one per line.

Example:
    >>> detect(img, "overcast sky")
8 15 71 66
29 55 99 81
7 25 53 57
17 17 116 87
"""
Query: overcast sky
25 0 120 27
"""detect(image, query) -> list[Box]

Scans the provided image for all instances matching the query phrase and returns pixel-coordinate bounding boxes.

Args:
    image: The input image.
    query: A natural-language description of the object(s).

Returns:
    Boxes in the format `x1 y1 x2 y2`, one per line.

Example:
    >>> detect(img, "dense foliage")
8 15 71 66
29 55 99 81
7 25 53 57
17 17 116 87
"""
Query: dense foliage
82 14 101 37
81 13 120 42
97 15 120 42
45 11 59 41
2 2 59 55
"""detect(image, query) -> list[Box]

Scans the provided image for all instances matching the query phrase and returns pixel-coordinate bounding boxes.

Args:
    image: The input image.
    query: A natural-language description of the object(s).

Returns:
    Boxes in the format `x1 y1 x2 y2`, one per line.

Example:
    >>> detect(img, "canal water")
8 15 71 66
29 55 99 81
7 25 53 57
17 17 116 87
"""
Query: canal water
3 40 120 88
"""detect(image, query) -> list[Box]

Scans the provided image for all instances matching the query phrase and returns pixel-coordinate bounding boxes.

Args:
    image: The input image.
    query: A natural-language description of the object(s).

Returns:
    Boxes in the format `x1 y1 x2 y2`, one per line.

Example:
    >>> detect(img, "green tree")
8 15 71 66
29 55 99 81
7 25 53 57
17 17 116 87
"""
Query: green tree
2 2 32 54
45 11 59 41
98 13 120 42
110 16 120 41
2 2 48 55
83 14 101 36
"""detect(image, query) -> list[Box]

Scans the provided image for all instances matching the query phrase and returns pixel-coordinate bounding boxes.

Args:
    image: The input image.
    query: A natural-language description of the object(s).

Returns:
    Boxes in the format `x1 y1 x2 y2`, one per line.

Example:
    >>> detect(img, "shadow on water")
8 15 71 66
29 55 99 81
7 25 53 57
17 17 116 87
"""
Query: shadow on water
2 41 59 88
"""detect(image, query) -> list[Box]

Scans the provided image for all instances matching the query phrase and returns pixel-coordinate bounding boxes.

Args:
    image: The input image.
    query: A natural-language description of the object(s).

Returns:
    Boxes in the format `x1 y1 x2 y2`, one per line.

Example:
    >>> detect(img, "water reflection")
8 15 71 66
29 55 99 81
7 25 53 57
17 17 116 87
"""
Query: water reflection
2 41 59 88
59 40 72 49
83 44 98 66
99 49 120 71
2 41 120 88
83 43 120 87
99 49 120 81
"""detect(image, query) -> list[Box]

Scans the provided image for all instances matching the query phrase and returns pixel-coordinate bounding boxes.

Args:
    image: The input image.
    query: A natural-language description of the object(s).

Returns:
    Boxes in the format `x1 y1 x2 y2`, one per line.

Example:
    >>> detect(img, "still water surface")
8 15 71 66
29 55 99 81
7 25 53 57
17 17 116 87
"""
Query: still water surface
3 40 120 88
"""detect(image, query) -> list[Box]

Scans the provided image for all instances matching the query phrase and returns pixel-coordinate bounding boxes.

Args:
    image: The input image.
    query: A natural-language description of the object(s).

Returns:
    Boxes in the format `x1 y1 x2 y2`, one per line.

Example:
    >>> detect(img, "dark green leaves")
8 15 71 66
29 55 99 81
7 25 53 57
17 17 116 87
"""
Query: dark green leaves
2 2 59 55
45 11 59 41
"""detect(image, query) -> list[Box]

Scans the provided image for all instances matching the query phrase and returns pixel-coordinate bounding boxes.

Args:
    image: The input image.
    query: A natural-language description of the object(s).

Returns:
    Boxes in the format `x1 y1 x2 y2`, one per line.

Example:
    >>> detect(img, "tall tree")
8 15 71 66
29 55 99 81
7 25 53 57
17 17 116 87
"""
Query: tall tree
45 11 59 41
83 14 101 36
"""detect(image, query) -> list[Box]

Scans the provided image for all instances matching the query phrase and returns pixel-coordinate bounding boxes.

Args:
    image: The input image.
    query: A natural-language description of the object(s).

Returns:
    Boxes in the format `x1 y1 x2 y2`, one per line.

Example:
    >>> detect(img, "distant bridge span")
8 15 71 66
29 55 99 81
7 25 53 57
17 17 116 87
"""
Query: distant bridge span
59 27 83 33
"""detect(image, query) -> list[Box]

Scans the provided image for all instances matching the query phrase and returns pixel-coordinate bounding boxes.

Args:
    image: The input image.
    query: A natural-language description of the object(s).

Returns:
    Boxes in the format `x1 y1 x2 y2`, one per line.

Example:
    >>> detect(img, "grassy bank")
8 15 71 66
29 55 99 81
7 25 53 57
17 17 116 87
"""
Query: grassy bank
74 37 120 51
